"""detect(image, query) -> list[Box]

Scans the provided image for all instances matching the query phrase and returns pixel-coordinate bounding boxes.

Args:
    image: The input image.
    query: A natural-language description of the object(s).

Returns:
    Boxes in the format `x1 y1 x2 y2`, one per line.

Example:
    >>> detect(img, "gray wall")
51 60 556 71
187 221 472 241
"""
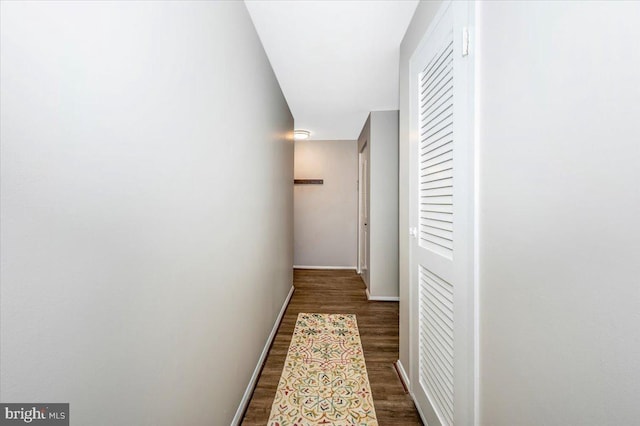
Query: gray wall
294 140 357 268
0 2 293 425
478 1 640 424
369 111 399 298
399 0 640 424
398 0 442 371
358 111 399 298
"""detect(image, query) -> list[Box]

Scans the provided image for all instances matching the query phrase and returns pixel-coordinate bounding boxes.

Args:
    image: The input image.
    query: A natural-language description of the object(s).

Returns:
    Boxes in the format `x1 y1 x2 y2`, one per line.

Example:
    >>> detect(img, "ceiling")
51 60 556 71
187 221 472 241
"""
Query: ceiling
245 0 419 141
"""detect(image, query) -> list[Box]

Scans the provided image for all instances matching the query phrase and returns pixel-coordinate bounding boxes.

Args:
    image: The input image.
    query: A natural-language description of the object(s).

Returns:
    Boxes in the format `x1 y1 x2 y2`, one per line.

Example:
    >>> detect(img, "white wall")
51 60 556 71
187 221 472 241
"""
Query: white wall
477 2 640 424
0 2 293 425
398 0 442 371
294 140 357 268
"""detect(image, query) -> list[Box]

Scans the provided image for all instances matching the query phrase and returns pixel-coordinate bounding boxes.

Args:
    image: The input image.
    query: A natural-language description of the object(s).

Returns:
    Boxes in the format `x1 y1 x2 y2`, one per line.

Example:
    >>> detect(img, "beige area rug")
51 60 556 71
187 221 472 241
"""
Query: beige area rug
268 313 378 426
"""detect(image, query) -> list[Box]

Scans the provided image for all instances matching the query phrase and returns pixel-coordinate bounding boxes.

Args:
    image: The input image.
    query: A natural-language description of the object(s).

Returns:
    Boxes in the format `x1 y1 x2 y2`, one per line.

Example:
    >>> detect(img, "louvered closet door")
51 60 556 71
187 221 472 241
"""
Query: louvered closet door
409 1 474 425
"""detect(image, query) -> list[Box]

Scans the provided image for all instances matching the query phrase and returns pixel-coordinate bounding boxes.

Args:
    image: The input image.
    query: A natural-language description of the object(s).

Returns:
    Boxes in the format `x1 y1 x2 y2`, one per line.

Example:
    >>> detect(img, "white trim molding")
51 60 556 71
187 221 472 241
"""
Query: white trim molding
395 359 411 390
293 265 357 270
366 288 400 302
231 285 295 425
397 360 428 425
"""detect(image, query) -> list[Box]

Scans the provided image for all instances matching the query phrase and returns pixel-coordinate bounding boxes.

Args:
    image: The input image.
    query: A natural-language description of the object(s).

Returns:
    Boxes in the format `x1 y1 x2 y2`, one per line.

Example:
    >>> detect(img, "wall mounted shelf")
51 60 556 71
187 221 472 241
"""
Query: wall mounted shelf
294 179 323 185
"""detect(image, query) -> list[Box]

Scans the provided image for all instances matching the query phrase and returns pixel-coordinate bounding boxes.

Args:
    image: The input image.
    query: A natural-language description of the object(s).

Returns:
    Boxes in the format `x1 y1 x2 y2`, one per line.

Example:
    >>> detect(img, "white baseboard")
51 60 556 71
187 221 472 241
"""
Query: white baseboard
412 391 428 426
395 359 411 390
396 359 428 425
293 265 357 270
366 288 400 302
231 285 295 426
394 360 423 424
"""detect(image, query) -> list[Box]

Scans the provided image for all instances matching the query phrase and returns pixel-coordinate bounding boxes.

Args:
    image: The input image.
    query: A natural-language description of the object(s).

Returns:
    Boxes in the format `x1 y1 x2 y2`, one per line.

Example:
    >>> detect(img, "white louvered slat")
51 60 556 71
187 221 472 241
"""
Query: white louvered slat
419 265 454 425
420 186 451 197
421 176 453 190
420 203 453 214
421 143 453 166
420 116 452 145
419 31 454 260
422 219 453 233
420 168 453 183
420 211 453 224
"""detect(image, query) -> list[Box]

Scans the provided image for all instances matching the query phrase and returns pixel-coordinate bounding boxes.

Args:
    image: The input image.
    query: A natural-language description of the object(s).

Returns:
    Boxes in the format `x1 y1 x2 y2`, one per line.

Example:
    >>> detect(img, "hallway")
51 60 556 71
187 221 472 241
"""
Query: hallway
241 269 422 425
2 1 640 424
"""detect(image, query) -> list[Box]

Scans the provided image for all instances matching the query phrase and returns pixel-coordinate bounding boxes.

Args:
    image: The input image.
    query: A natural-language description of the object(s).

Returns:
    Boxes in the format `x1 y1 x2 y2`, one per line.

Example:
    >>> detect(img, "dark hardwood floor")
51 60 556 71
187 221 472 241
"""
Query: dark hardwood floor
241 269 423 425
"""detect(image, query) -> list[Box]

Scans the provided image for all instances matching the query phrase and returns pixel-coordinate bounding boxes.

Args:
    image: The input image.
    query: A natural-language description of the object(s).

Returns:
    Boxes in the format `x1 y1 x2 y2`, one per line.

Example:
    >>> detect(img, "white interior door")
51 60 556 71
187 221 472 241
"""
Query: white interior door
409 1 475 425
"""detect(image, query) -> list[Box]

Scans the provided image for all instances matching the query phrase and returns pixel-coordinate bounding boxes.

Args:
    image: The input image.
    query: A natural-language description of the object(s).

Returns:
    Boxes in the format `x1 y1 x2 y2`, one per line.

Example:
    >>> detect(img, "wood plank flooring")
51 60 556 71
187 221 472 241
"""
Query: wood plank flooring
241 269 423 425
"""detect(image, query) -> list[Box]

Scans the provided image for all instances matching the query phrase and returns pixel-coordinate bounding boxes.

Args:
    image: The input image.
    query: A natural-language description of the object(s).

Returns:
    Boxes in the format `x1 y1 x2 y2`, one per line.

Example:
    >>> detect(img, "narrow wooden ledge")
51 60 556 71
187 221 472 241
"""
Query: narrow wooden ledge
294 179 323 185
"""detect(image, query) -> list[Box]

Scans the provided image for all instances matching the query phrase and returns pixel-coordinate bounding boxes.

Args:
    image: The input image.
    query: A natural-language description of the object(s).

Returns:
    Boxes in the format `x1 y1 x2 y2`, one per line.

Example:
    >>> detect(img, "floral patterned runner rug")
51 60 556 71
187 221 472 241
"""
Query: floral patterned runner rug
268 313 378 426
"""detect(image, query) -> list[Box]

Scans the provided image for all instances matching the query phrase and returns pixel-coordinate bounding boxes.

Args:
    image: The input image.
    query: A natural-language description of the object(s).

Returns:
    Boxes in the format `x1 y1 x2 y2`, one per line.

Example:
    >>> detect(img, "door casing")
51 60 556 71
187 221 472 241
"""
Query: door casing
357 142 369 286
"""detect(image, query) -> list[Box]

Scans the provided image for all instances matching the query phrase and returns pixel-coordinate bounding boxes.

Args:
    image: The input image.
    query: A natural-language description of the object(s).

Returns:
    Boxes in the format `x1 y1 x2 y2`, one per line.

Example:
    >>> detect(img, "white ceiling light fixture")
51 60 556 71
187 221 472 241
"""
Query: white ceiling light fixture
293 129 311 140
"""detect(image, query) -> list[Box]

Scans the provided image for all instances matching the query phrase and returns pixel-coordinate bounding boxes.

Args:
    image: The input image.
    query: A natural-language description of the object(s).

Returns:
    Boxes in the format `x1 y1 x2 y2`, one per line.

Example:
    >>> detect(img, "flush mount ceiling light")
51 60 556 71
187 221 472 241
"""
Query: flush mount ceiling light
293 129 311 140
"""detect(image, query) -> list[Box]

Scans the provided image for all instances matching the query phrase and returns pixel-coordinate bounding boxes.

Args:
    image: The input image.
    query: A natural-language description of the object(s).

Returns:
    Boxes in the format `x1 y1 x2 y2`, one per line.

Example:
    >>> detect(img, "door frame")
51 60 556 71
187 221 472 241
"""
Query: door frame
357 141 368 279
